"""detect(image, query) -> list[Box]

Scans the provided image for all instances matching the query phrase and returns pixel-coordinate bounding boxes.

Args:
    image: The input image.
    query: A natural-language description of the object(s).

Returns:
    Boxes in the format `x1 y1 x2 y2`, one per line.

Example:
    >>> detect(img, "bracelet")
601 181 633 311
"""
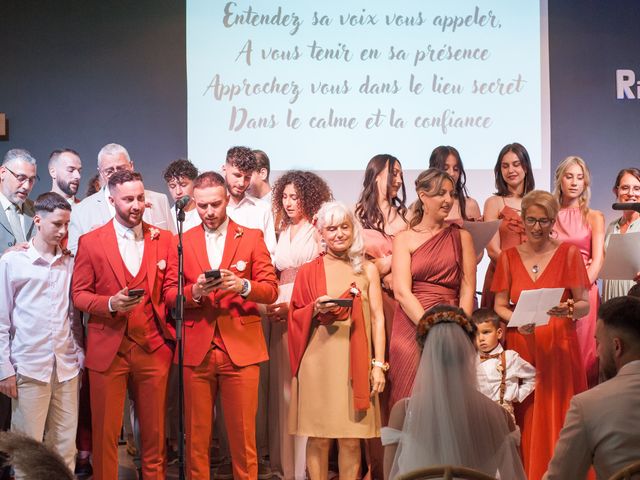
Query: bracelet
566 298 575 319
371 360 390 372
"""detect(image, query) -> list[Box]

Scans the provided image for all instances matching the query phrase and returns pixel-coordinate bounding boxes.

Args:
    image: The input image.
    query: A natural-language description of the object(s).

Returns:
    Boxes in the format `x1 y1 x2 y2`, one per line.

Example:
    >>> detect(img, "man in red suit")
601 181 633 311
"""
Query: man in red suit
72 170 174 480
163 171 278 480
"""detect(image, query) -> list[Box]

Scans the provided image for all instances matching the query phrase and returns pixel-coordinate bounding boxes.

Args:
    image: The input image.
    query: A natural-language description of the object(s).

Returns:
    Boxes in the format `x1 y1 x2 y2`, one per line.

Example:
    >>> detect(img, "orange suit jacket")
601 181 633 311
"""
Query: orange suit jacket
71 221 175 372
163 219 278 368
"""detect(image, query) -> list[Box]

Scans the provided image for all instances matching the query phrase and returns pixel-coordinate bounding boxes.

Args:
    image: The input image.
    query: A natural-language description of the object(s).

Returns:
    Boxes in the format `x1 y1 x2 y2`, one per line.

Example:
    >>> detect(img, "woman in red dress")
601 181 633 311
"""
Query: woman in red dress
492 190 591 480
388 169 477 409
482 143 536 308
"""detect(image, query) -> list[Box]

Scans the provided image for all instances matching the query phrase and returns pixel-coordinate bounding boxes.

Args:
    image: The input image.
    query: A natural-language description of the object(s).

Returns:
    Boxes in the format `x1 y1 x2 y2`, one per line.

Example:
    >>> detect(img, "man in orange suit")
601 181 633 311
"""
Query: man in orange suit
163 171 278 480
72 170 174 480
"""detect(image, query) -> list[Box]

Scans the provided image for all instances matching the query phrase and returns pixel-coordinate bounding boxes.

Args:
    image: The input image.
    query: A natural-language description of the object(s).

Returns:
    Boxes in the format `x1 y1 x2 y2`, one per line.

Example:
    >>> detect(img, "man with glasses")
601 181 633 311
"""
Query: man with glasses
67 143 174 254
0 148 38 257
0 148 39 480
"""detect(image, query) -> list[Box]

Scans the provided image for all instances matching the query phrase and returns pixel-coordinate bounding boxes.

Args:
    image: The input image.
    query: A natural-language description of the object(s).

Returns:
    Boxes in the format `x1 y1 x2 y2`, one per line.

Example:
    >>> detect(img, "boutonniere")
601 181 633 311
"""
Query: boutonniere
145 201 153 209
232 260 247 272
350 282 361 297
234 227 244 239
61 247 74 258
156 259 166 271
149 227 160 240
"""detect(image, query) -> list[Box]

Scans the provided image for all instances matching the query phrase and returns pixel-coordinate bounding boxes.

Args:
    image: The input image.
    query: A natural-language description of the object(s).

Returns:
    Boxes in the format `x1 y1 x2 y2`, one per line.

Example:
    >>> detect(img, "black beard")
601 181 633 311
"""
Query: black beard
58 180 77 196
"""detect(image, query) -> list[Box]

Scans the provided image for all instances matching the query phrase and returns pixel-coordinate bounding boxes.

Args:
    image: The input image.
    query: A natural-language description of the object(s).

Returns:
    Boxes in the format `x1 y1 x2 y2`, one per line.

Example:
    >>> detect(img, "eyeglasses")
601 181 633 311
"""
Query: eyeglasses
99 165 130 177
524 217 552 228
617 185 640 194
3 166 39 186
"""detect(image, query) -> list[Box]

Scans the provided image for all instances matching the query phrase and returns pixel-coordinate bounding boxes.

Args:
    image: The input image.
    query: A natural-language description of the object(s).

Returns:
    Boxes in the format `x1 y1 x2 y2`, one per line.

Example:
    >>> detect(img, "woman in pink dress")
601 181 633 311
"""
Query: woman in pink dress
482 143 536 308
388 169 477 409
266 171 332 480
552 157 605 387
428 145 482 223
354 154 409 478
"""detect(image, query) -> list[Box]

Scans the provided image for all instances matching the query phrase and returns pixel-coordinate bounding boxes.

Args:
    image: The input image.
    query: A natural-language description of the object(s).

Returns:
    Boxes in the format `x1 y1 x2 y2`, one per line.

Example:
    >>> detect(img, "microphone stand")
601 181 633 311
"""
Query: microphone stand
175 204 186 480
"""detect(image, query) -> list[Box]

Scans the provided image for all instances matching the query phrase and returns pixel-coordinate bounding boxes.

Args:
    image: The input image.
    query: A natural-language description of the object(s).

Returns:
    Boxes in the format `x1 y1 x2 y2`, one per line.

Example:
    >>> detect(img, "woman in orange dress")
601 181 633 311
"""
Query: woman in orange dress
482 143 536 308
492 190 591 480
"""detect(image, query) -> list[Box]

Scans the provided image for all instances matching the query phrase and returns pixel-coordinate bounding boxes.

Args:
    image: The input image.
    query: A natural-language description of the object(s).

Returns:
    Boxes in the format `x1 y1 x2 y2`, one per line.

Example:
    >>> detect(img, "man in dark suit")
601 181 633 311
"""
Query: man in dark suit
163 171 278 480
0 147 38 480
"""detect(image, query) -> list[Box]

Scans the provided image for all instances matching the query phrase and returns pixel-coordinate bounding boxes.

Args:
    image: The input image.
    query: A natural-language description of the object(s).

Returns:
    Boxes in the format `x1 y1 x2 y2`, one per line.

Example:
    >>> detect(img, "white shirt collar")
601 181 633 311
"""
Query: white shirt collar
25 238 63 265
483 343 504 356
229 194 258 209
113 217 143 239
204 217 229 236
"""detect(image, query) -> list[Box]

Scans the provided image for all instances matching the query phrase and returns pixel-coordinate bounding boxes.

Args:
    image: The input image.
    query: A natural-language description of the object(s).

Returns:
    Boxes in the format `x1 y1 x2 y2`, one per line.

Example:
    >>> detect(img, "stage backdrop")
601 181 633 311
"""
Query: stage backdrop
1 0 639 224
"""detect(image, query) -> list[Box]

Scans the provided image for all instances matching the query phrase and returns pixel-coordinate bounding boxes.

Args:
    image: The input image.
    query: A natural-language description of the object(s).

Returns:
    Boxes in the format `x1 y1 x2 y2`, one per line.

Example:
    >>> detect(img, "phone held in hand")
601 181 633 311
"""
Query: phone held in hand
204 269 222 280
128 289 145 298
320 298 353 308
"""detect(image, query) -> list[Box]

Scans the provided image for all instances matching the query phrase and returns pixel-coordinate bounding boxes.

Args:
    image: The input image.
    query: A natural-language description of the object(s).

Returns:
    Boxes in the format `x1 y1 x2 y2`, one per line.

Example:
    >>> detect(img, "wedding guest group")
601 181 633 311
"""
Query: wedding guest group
1 140 639 480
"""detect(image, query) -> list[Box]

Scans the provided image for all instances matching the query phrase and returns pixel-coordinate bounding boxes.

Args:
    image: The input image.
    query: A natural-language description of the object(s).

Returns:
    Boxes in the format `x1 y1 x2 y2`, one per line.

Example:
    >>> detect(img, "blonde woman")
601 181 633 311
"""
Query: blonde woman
552 156 604 387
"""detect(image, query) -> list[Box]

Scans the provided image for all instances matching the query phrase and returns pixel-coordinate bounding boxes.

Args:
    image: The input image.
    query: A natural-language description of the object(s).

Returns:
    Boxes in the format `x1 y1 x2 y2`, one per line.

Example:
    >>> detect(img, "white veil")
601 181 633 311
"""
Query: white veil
388 323 526 480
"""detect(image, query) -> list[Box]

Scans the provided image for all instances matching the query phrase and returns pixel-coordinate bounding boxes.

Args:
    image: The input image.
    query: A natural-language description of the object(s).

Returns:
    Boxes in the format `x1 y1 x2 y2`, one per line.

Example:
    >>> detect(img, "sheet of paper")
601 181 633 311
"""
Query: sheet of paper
600 232 640 280
509 288 565 327
462 220 501 254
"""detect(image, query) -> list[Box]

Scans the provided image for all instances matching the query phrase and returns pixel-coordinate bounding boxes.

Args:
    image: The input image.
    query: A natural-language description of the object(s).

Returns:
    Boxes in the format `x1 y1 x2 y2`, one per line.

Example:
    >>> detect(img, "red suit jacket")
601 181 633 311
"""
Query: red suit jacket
71 221 174 372
163 219 278 368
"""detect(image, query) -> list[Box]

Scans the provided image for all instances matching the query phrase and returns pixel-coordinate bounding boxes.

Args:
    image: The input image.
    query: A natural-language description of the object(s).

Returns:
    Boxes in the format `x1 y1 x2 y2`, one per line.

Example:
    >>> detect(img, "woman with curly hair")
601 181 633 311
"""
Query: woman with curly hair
382 305 524 480
428 146 482 222
288 201 385 480
266 170 332 480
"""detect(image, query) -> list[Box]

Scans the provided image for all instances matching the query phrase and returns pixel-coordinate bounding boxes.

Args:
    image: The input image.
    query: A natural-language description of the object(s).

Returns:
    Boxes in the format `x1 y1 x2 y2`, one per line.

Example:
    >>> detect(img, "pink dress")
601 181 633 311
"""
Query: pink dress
553 207 599 387
388 226 462 409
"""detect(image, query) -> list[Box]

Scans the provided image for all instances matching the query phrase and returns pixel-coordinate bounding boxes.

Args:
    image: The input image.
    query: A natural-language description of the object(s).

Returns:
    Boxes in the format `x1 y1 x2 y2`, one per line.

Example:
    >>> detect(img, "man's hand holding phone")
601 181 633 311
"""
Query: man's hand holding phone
192 270 223 300
110 287 145 312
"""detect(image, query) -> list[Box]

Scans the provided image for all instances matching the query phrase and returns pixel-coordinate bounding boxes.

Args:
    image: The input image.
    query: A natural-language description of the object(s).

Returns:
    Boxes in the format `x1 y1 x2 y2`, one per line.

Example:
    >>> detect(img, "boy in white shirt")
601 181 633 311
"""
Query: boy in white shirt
0 192 84 473
473 308 535 422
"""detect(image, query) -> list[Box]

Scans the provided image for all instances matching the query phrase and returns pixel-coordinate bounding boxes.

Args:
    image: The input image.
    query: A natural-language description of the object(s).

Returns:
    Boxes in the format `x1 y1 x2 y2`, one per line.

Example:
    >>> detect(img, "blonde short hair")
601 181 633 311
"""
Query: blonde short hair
521 190 559 220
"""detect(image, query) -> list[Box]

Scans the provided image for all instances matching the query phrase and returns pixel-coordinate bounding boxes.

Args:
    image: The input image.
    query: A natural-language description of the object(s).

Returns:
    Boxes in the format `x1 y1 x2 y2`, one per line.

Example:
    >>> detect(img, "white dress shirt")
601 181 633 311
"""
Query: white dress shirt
227 194 276 257
0 241 83 383
113 218 144 275
476 344 536 404
171 205 202 232
205 217 228 270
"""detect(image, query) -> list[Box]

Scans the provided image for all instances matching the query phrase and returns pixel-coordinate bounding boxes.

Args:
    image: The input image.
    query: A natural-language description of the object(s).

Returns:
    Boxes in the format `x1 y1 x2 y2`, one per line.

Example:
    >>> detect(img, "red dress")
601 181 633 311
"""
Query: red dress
491 242 590 480
481 204 526 308
388 225 462 409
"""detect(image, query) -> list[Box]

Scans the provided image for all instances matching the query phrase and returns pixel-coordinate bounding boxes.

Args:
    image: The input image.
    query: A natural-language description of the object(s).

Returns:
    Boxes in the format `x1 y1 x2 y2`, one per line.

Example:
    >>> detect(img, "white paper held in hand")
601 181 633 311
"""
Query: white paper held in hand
600 232 640 280
509 288 565 328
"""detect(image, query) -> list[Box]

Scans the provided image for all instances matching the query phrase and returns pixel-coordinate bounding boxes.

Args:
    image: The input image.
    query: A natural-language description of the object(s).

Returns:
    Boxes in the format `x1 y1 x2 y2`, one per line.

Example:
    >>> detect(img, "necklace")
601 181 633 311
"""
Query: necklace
531 264 540 274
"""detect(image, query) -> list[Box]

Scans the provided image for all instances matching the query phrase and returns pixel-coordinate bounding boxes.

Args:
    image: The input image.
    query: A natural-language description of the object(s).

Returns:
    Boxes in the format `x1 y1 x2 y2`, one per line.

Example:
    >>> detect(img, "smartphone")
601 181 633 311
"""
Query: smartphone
320 298 353 308
128 288 145 298
204 269 222 280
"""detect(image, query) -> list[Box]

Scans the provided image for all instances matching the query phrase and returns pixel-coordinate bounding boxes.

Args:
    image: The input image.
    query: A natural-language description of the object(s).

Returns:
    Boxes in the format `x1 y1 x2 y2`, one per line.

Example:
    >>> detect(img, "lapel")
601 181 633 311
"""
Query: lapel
100 221 127 288
189 225 212 273
0 206 12 239
95 188 113 224
220 219 241 270
23 200 35 240
142 223 160 299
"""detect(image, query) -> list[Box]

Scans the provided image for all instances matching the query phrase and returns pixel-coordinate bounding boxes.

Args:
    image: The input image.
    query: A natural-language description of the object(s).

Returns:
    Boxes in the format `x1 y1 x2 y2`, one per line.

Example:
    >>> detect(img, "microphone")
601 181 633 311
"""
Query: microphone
612 202 640 213
175 195 191 210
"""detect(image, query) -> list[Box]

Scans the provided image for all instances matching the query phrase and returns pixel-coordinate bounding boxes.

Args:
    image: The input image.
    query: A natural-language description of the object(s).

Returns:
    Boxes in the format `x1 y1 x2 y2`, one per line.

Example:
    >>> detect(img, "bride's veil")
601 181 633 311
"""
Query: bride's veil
389 322 525 480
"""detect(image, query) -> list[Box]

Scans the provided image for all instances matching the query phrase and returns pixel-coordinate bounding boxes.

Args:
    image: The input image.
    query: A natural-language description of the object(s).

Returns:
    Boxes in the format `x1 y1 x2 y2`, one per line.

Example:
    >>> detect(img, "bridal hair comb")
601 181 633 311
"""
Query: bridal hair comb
416 305 476 348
